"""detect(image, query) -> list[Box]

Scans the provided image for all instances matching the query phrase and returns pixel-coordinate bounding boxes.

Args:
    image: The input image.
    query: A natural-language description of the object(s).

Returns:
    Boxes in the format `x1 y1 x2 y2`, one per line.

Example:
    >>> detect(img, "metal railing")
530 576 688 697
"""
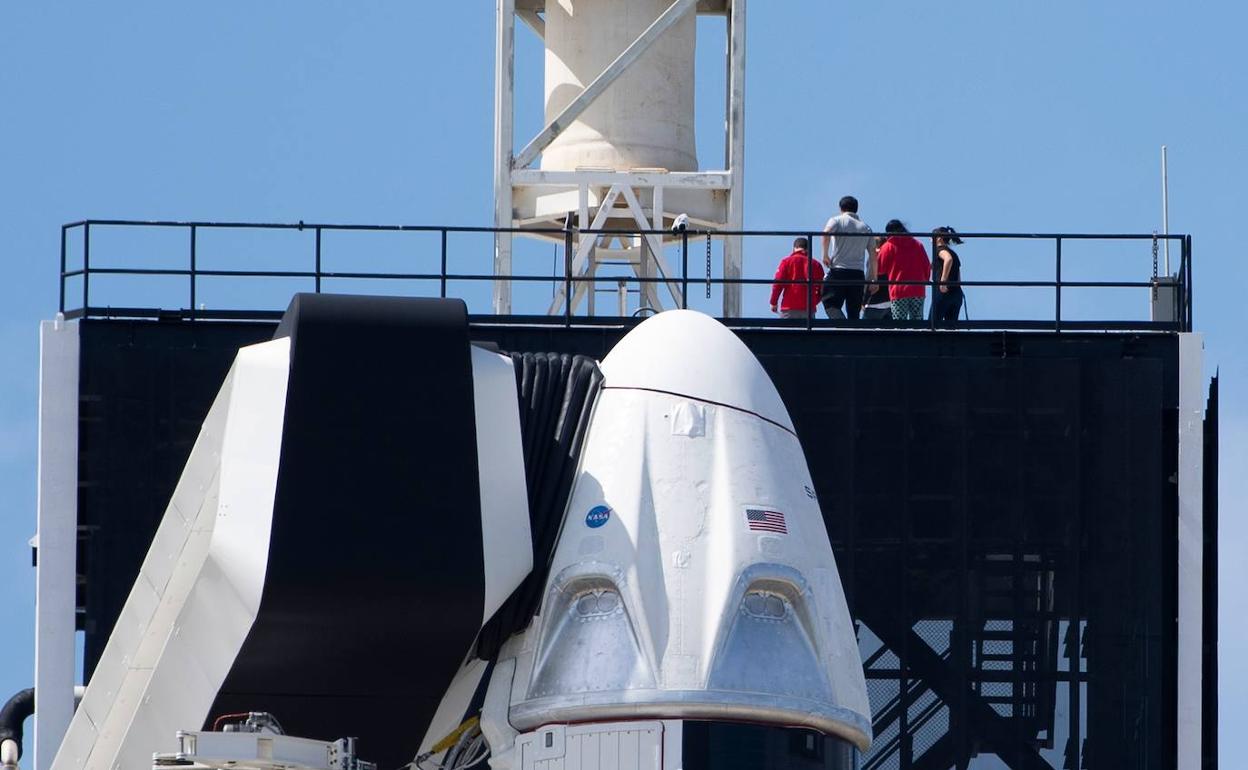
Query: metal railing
58 219 1193 332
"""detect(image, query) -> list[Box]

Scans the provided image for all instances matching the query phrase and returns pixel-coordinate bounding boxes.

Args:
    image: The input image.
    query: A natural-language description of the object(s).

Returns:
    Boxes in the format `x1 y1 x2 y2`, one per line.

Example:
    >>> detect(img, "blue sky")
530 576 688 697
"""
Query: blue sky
1 0 1244 760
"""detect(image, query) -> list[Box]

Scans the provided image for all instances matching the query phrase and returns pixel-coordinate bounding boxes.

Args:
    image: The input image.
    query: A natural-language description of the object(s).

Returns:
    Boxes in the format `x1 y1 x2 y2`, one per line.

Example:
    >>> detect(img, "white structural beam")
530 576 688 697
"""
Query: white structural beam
722 0 746 317
512 169 731 190
34 317 79 770
517 9 544 39
512 0 697 171
1176 333 1205 769
517 0 726 10
547 186 625 314
493 0 516 314
617 184 682 307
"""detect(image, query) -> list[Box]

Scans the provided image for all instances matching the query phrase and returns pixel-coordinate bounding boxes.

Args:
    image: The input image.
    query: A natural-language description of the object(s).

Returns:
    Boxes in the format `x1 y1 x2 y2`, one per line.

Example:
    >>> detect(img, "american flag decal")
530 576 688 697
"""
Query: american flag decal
746 508 788 534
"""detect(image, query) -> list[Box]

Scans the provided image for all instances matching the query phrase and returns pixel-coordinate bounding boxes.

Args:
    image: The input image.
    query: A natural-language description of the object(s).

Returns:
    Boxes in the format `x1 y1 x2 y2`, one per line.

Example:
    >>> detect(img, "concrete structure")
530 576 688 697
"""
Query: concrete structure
493 0 746 317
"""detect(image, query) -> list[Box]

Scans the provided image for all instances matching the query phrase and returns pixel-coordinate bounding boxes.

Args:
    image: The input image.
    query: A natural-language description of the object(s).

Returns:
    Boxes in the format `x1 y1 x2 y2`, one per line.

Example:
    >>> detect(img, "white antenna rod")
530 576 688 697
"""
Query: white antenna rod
1162 145 1171 275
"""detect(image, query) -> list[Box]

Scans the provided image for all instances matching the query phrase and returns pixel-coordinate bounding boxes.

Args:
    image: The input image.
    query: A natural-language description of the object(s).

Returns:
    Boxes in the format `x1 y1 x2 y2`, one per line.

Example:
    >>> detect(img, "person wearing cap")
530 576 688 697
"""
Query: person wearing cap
820 195 877 320
930 226 965 324
769 237 824 319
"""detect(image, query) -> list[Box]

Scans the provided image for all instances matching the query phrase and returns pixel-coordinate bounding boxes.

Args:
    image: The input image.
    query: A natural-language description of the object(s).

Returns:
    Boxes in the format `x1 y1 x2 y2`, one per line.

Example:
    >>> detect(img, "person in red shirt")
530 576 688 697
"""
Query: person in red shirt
875 220 931 321
769 237 824 318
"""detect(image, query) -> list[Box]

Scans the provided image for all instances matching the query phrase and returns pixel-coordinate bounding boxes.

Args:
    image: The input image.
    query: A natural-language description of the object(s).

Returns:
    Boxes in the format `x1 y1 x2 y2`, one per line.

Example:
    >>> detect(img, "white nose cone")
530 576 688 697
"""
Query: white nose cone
508 311 872 750
600 310 795 433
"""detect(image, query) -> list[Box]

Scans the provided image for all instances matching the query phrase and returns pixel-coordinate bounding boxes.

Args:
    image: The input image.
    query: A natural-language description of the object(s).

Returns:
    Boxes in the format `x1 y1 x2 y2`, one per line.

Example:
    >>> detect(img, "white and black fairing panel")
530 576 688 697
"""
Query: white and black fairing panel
53 295 554 770
475 352 603 661
209 295 510 770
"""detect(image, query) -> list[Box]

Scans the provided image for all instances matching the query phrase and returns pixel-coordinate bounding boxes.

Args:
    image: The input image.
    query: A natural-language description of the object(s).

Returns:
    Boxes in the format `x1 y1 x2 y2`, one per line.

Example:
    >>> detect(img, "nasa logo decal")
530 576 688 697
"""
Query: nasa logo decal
585 505 612 529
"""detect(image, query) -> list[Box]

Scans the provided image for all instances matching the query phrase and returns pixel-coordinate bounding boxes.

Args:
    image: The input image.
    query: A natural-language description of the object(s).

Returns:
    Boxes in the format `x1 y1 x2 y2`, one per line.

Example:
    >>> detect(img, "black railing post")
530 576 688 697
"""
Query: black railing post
1177 235 1186 331
440 229 448 298
82 222 90 313
59 226 67 314
929 294 936 329
930 243 938 331
1055 237 1063 332
315 227 323 294
806 232 815 331
189 225 197 318
1185 235 1194 332
564 226 574 327
681 230 689 309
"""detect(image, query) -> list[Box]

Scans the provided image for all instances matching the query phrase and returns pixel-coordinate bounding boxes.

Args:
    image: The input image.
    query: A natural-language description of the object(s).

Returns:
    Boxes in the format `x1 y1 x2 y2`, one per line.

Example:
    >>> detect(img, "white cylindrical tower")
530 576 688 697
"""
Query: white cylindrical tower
542 0 698 173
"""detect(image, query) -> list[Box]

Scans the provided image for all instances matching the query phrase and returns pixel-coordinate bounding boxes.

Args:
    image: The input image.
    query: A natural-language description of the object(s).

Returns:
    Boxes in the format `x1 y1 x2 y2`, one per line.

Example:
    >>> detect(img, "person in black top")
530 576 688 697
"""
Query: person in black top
930 226 964 324
861 235 892 322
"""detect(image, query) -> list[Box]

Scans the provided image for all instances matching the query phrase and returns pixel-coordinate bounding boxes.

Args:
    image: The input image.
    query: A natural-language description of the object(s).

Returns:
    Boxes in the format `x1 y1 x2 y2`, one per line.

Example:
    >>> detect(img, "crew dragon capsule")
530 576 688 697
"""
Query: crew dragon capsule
480 310 872 760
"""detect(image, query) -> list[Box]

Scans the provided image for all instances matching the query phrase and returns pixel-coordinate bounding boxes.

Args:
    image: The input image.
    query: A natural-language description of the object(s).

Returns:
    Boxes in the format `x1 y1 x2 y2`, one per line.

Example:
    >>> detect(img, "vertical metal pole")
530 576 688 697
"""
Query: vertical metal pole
315 227 323 294
722 0 747 318
930 243 938 331
1186 235 1194 332
681 231 689 309
1055 237 1063 332
1069 389 1084 769
440 230 448 299
926 228 936 330
59 226 66 313
82 223 90 313
493 0 516 314
564 227 574 327
956 389 971 766
189 225 197 318
1162 146 1171 275
1177 236 1185 332
806 233 814 331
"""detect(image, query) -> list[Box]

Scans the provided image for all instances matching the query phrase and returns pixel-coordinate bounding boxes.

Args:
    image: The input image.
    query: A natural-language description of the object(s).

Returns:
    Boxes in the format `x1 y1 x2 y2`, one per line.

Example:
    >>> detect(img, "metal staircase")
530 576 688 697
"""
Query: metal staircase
859 550 1061 769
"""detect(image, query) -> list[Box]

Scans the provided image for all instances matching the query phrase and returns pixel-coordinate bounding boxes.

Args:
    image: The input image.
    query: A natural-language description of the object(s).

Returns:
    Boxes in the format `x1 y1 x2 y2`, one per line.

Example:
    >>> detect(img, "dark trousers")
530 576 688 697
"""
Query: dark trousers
930 289 963 323
822 268 865 320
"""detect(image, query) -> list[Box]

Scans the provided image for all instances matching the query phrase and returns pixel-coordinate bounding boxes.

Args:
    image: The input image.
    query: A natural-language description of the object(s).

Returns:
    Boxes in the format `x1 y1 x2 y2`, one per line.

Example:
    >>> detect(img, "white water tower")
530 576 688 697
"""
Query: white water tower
493 0 746 316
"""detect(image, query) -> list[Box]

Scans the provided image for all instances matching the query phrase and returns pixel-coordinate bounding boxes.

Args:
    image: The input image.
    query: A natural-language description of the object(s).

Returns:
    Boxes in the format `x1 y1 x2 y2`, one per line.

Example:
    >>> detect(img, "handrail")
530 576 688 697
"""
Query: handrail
58 220 1193 333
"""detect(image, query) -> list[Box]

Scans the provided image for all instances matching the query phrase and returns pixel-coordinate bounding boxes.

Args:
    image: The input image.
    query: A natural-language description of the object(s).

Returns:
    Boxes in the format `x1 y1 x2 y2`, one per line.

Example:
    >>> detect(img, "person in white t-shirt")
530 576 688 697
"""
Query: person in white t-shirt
820 195 878 320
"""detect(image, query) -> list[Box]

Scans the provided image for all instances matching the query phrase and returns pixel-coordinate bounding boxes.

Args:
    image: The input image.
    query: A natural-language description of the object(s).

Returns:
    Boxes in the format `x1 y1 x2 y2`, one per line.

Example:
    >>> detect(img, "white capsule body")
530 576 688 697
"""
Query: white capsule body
506 311 871 750
542 0 697 173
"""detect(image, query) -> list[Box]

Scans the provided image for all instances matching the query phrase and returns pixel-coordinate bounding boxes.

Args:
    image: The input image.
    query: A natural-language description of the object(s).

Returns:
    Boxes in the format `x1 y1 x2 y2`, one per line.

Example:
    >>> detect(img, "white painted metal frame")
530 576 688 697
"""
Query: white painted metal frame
493 0 746 317
545 183 683 314
34 317 80 770
1175 333 1205 769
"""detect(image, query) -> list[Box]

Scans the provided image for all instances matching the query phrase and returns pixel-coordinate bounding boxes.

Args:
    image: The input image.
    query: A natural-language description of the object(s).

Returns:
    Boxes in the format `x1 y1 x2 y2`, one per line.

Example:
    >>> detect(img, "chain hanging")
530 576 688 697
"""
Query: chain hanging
1151 232 1160 301
705 234 713 300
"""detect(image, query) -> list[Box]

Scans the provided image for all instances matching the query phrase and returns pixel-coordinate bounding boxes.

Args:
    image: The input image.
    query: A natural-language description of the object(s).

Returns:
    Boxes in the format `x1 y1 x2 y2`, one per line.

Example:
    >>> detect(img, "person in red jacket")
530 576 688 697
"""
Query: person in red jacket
769 237 824 318
875 220 931 321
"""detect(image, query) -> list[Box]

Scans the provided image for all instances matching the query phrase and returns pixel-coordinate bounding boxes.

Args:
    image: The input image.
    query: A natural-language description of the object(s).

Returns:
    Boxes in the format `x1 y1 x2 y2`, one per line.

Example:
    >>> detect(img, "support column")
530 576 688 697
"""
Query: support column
722 0 747 318
493 0 516 314
34 317 79 770
1176 333 1205 769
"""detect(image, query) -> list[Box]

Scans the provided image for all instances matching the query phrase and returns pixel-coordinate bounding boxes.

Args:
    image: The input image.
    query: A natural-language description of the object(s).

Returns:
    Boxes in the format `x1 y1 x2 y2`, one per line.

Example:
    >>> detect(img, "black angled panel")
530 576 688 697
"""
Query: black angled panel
209 295 485 770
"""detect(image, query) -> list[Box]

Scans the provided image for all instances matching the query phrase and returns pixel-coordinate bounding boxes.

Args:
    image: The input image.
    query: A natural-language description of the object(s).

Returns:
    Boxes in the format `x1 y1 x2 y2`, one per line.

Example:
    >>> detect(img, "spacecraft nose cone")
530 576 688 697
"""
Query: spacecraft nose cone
600 310 794 432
